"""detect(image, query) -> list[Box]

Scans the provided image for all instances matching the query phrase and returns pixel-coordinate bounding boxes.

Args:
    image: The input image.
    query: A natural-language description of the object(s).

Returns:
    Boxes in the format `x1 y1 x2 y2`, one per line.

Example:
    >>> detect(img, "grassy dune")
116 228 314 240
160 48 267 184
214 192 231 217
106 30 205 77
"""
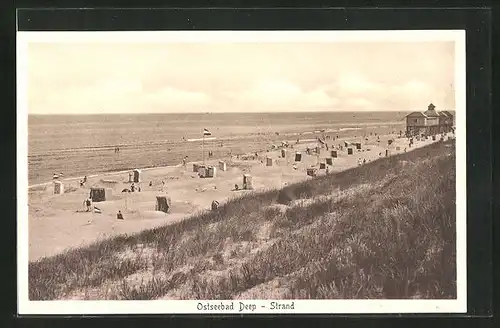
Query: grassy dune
29 140 456 300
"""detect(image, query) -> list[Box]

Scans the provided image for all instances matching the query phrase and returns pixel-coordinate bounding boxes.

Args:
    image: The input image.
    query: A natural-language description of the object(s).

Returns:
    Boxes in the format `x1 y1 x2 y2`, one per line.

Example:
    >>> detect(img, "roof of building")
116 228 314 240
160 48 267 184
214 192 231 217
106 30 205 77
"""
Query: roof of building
405 103 453 119
405 111 428 118
440 110 454 118
423 109 440 117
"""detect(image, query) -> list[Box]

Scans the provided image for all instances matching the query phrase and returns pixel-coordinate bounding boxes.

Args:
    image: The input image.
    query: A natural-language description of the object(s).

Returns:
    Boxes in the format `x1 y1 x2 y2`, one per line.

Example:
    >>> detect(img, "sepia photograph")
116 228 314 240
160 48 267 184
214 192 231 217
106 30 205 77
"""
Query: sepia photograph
17 30 466 314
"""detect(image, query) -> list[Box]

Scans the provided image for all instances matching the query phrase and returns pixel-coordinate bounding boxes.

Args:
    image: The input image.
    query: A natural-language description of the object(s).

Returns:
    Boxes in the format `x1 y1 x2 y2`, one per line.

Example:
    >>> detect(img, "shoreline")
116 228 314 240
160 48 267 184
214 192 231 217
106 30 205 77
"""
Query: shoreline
27 131 451 261
27 138 360 190
28 125 406 189
27 121 407 187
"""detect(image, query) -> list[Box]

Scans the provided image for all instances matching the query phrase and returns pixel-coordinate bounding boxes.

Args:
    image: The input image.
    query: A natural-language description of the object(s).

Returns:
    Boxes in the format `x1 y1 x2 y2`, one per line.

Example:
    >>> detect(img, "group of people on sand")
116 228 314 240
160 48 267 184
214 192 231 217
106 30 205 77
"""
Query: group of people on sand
52 172 64 180
53 172 91 189
82 194 101 214
79 175 88 187
83 196 124 220
122 182 141 193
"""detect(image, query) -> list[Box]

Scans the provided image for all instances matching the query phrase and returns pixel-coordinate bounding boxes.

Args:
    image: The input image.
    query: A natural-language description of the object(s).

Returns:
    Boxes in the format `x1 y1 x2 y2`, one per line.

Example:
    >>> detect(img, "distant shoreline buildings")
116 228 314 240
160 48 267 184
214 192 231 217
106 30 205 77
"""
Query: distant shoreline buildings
405 103 454 137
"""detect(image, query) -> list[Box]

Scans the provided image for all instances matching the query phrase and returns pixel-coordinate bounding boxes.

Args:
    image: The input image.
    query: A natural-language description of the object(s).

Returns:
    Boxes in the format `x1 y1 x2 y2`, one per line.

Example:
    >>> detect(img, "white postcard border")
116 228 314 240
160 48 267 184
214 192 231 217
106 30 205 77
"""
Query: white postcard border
17 30 467 315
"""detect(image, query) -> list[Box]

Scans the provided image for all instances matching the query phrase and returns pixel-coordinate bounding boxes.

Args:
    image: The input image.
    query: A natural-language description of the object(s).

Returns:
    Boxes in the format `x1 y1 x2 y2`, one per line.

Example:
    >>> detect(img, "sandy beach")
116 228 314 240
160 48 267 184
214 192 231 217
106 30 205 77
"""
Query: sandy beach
28 132 449 262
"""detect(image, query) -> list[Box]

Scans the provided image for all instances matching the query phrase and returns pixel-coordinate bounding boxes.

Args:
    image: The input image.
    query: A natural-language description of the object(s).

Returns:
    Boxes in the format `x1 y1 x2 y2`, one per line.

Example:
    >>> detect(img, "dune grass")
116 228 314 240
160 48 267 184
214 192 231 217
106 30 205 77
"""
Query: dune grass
28 140 456 300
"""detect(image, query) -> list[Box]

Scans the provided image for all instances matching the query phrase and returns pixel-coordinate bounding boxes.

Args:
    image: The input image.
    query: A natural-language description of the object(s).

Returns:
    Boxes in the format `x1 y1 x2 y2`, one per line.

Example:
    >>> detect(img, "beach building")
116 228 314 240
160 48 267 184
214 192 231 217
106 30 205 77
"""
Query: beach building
219 161 227 171
405 103 454 137
53 181 64 194
207 166 217 178
243 174 253 190
155 195 171 213
133 169 141 183
90 187 112 202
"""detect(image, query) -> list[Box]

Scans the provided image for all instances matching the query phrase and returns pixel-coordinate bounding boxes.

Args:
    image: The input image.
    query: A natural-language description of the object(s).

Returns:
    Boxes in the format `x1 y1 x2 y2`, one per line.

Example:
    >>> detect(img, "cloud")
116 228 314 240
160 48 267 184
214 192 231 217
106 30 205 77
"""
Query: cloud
345 97 372 108
300 89 339 108
335 74 382 95
314 75 451 111
29 78 212 114
393 80 431 96
145 87 212 110
233 79 302 106
27 42 455 114
226 79 339 110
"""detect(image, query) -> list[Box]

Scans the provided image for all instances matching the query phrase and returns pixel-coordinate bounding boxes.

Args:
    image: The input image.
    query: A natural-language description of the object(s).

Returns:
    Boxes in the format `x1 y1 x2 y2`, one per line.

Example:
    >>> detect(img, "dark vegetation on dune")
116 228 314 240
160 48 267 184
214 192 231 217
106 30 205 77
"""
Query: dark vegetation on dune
29 140 456 301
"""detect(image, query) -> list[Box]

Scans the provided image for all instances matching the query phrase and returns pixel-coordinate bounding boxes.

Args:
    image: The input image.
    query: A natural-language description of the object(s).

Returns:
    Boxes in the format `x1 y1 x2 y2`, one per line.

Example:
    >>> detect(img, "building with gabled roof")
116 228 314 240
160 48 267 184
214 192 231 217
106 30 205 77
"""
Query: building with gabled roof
405 103 454 137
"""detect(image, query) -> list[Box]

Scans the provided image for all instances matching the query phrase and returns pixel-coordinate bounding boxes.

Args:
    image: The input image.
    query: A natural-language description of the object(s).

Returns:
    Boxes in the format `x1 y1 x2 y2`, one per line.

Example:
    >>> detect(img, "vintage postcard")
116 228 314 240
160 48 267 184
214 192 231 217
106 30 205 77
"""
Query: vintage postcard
17 30 466 314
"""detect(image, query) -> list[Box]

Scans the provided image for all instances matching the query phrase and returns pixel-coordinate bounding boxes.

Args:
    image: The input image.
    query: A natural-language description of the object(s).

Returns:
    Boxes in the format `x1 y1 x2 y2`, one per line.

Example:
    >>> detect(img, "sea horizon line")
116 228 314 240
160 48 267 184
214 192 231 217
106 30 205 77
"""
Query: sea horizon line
27 109 454 116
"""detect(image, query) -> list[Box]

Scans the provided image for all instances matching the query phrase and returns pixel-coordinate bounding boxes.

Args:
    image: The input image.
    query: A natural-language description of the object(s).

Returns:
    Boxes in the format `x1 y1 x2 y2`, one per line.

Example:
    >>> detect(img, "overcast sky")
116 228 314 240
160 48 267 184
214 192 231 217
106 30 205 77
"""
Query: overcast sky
27 41 456 114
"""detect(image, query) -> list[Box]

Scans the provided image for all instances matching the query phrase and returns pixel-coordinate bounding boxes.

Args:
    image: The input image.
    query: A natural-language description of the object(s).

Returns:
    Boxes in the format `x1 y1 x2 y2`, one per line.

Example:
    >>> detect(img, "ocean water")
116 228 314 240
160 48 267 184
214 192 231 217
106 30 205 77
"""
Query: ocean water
27 112 407 186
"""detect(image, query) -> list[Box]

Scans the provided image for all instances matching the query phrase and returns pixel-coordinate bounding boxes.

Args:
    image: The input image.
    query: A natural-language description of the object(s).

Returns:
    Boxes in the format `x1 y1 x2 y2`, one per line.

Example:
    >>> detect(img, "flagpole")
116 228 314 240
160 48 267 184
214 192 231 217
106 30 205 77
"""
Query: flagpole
202 132 205 165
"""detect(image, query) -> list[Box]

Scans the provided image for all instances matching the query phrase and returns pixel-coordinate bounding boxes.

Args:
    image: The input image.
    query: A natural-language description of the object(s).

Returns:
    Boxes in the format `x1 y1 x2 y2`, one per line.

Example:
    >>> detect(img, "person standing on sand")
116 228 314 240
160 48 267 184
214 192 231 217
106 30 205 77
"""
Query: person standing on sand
84 198 92 212
117 210 124 220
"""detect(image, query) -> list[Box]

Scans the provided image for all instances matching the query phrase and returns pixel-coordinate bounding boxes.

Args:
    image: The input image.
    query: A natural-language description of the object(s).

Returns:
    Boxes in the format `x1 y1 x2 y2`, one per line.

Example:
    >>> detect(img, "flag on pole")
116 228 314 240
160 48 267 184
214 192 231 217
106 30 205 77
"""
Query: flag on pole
203 128 212 136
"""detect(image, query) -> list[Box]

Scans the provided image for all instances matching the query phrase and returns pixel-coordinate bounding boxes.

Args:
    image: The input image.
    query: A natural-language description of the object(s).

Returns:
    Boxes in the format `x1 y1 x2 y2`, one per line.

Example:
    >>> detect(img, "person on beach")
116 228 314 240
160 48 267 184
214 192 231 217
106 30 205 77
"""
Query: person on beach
149 181 153 187
83 175 87 183
84 198 92 212
131 183 135 192
117 210 124 220
182 157 187 166
79 180 84 187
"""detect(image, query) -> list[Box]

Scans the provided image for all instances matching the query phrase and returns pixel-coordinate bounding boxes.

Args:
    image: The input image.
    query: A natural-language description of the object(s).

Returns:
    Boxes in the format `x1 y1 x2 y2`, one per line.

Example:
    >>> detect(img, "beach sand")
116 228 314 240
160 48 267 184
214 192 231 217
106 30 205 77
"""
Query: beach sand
28 132 450 262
